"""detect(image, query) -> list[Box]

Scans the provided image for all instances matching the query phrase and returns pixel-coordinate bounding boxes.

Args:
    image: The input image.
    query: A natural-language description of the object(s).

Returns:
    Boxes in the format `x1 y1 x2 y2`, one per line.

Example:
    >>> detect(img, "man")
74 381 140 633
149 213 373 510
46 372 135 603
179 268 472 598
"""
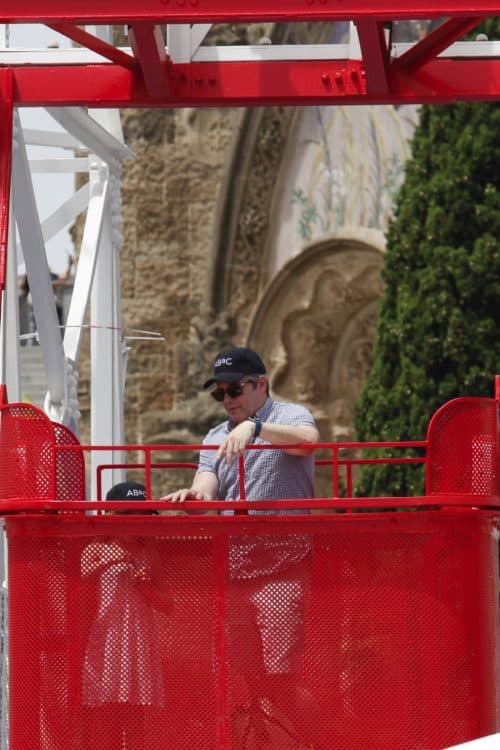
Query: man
164 346 319 506
164 347 321 748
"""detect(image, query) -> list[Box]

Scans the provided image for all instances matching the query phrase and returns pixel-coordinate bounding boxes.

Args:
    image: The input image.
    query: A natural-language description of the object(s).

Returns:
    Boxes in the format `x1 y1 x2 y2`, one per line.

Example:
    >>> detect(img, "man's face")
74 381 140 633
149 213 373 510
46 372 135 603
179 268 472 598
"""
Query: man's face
213 377 267 423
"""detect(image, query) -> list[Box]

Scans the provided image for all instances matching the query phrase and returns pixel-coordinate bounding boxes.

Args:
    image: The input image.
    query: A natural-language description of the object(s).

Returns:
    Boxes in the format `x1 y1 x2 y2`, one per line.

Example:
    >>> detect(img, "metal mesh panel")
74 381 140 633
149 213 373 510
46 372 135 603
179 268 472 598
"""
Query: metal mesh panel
427 397 499 495
6 512 499 750
52 422 86 501
0 404 56 499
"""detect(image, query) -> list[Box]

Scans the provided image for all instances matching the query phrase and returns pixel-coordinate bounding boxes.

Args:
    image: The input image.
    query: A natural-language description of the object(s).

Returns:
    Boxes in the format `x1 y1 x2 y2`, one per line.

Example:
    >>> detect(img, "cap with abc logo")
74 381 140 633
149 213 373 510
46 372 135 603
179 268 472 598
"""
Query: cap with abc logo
202 347 266 389
106 481 147 501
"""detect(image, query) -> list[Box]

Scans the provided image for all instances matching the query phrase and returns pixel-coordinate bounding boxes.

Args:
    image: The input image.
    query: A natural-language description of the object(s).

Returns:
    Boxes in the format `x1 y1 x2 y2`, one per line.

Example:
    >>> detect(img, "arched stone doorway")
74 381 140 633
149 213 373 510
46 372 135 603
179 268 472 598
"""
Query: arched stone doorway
247 233 384 445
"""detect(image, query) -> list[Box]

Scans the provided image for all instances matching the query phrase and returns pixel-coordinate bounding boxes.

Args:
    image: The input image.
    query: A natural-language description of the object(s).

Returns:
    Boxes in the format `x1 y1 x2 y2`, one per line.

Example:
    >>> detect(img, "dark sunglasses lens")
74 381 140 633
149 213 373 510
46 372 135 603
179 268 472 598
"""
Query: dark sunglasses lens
210 383 244 401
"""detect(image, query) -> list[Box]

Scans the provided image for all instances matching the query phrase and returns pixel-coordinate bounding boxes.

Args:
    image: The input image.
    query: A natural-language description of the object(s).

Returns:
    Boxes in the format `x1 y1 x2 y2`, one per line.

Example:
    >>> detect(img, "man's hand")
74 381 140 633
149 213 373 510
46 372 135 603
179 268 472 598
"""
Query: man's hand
217 420 255 464
161 488 210 504
162 471 219 504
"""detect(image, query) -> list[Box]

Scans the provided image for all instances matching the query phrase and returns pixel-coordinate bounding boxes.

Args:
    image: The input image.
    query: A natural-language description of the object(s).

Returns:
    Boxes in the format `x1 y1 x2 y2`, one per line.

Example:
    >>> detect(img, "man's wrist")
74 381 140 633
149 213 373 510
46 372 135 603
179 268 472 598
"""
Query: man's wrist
247 417 263 438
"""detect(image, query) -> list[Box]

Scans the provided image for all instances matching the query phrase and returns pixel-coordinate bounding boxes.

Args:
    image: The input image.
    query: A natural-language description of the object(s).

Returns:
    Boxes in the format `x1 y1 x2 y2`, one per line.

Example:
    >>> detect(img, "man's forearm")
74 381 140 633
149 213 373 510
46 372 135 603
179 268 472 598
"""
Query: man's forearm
258 422 318 447
190 471 219 500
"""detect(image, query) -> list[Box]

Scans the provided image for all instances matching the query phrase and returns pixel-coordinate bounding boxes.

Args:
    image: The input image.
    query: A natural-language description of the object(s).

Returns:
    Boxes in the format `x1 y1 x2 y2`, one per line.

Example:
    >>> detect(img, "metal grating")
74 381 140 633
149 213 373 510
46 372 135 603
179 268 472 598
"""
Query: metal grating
0 404 56 500
426 398 499 496
6 512 499 750
52 421 87 501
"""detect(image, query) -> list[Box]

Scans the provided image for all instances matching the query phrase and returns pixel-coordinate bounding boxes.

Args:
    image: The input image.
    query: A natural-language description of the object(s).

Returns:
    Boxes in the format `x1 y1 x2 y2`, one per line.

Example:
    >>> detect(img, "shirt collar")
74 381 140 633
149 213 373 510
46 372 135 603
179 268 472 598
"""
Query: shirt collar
253 396 273 422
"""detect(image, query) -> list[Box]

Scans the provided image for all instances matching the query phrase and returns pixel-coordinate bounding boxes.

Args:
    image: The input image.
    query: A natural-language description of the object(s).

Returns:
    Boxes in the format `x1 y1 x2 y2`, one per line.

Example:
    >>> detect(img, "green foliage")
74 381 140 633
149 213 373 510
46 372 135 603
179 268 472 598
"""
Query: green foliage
354 34 500 497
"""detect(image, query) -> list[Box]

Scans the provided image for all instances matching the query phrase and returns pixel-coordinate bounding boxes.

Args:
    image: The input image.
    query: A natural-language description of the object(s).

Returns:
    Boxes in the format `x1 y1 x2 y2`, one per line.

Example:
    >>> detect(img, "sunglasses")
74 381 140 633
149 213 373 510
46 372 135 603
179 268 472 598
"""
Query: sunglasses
210 378 255 402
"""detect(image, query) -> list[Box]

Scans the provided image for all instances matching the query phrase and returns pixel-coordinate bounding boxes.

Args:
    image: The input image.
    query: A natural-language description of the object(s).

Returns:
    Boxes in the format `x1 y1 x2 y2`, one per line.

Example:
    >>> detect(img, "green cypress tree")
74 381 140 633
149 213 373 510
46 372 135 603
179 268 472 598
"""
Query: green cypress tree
354 20 500 496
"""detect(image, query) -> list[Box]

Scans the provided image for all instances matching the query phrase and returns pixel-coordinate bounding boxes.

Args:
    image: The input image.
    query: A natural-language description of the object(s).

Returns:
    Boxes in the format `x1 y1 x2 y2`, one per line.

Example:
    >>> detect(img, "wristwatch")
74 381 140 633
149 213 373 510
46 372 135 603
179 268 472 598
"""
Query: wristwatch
248 417 263 438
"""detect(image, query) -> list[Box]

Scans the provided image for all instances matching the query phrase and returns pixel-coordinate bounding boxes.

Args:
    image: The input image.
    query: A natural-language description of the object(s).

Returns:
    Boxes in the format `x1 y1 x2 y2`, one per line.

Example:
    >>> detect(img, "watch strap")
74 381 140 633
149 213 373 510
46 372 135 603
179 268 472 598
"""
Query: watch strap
248 417 263 438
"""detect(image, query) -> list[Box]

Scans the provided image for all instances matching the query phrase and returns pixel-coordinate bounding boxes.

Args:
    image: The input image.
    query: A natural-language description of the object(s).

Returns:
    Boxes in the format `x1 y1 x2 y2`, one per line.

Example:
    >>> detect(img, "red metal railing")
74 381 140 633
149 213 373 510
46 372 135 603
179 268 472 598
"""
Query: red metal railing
91 439 427 503
0 394 498 514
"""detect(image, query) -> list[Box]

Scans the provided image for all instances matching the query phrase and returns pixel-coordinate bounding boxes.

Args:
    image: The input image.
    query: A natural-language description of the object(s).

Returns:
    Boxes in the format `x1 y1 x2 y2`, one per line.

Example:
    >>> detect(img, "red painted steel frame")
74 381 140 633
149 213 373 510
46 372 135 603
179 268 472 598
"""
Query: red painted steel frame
47 23 139 70
128 23 170 98
10 58 500 108
0 69 13 296
2 1 500 24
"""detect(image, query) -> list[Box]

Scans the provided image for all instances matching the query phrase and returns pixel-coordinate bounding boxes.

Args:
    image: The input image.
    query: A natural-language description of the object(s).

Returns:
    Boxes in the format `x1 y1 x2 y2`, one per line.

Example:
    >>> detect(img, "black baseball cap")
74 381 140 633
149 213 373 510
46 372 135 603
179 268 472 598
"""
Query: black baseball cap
203 346 266 389
106 481 147 501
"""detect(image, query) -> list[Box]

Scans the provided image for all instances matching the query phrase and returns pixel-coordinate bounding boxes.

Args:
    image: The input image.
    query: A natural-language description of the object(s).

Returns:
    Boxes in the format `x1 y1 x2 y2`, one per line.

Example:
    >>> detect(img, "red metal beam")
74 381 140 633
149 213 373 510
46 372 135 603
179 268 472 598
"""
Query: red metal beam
47 23 139 70
355 20 389 95
128 23 170 98
0 69 13 295
0 1 498 24
11 58 500 108
396 16 484 71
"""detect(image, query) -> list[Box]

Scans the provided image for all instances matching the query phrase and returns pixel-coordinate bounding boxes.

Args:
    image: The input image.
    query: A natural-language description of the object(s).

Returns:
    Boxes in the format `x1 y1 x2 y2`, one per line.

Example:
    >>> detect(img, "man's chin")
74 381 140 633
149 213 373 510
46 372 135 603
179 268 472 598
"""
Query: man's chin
227 408 245 422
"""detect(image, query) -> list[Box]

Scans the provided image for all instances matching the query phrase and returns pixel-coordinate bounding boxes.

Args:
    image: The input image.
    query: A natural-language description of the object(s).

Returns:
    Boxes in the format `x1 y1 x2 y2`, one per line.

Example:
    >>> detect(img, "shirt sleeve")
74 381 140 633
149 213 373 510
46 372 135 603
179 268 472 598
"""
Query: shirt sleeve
197 429 219 475
277 403 317 429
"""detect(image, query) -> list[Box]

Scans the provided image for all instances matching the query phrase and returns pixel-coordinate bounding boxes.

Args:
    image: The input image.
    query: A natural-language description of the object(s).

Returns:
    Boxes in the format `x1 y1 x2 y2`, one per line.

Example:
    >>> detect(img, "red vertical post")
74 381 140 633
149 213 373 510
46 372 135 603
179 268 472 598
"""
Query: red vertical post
235 453 247 515
144 445 152 501
238 453 246 500
332 446 339 497
0 68 14 298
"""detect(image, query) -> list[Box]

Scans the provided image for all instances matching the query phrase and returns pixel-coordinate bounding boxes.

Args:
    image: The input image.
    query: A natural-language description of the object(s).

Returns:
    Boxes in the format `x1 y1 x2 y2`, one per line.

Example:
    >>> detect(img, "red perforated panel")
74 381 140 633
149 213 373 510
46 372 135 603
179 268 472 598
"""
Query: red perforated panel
52 421 86 501
0 404 56 499
427 398 499 496
6 512 499 750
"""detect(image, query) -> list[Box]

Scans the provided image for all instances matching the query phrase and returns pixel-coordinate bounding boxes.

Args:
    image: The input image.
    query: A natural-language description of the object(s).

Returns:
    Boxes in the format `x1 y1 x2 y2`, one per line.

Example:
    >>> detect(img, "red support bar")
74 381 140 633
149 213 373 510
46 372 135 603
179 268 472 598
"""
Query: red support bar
128 23 170 98
332 446 339 497
236 454 247 515
10 57 500 108
346 463 353 498
0 1 498 24
144 445 152 501
0 69 13 296
355 20 390 95
47 23 139 70
396 16 483 72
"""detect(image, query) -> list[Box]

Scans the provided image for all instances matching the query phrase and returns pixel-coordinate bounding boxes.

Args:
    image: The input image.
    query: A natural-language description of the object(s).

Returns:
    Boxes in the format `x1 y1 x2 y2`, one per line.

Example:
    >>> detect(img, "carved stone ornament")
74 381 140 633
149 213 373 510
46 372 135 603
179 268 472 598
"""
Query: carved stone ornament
247 232 384 444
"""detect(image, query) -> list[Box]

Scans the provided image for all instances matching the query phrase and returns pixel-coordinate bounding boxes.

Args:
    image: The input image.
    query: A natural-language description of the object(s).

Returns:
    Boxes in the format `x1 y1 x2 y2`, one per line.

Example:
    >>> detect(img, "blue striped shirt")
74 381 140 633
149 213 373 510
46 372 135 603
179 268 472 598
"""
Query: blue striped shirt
197 397 316 504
